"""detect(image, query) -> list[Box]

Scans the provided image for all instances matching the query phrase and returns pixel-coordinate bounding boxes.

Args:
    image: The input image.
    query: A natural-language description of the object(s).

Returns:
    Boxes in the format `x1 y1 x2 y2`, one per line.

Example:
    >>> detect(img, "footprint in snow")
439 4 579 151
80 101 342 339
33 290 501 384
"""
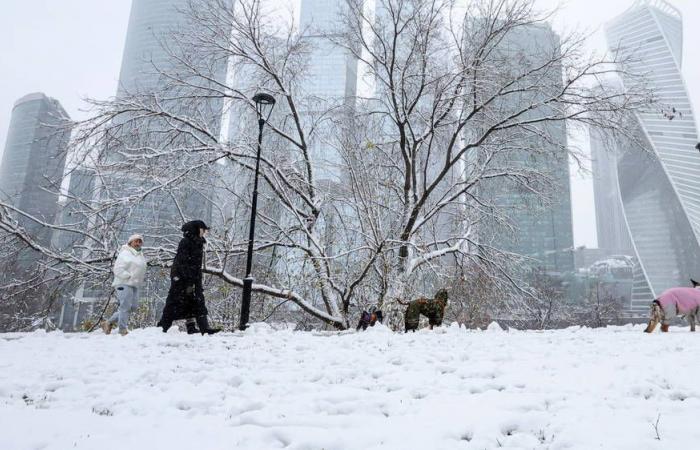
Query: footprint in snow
412 389 428 399
437 365 456 374
669 391 690 402
500 422 519 436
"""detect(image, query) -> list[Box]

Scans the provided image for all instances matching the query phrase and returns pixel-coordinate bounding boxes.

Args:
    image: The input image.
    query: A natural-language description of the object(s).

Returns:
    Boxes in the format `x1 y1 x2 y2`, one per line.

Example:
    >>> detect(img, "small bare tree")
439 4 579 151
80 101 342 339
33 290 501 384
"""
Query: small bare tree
516 267 566 329
580 281 623 327
442 260 505 329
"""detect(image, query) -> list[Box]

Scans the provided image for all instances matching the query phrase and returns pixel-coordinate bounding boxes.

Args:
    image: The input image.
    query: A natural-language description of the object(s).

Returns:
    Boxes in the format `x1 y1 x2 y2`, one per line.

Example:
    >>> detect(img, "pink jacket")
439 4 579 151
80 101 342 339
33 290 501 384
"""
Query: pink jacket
657 287 700 315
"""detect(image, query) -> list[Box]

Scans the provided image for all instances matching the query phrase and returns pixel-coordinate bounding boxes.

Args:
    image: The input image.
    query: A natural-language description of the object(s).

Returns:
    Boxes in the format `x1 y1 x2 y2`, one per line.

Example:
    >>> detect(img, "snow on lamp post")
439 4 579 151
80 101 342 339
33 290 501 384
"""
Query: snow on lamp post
239 92 275 331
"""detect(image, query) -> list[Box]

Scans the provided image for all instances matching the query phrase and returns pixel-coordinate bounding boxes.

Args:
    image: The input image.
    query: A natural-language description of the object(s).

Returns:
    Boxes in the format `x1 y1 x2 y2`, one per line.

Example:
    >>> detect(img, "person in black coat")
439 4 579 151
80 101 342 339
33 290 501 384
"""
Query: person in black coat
157 220 221 335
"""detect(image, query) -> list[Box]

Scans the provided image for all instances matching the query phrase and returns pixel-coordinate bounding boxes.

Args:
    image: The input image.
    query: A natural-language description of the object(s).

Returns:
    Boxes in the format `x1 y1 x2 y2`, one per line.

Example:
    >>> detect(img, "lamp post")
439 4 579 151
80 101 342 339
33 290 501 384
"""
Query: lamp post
239 92 275 331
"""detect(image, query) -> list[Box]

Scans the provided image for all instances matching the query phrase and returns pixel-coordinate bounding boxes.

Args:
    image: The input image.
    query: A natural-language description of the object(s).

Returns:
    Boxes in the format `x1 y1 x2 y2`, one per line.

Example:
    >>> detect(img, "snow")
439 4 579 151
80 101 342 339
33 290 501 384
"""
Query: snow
1 323 699 449
486 321 505 332
589 257 633 271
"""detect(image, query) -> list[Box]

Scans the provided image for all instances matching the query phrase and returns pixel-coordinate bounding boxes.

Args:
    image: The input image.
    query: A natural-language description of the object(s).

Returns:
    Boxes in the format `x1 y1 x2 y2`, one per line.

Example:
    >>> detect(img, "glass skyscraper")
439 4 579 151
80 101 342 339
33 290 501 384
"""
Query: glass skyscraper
590 122 654 315
299 0 358 102
590 125 634 255
479 24 575 275
113 0 225 239
605 0 700 302
299 0 359 182
0 93 70 270
117 0 192 97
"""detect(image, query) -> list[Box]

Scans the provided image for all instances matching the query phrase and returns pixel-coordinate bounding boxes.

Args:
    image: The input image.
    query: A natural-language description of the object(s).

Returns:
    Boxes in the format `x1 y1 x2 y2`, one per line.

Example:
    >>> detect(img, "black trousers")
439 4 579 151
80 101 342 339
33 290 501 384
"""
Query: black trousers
159 279 208 324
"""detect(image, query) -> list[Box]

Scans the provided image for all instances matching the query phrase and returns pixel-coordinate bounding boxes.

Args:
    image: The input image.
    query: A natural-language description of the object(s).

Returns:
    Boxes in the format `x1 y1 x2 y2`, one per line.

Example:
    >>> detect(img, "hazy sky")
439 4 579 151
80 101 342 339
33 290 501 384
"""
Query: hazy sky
1 0 699 248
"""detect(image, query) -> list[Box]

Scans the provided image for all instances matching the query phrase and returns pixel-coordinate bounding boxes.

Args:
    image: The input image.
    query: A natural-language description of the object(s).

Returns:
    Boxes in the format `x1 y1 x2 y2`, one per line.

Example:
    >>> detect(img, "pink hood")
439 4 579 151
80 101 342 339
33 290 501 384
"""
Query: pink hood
657 287 700 315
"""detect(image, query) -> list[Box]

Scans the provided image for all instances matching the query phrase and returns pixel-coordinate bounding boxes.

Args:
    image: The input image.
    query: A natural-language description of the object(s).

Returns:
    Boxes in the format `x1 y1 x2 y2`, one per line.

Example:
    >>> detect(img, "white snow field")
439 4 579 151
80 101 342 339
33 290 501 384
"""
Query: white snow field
1 323 699 450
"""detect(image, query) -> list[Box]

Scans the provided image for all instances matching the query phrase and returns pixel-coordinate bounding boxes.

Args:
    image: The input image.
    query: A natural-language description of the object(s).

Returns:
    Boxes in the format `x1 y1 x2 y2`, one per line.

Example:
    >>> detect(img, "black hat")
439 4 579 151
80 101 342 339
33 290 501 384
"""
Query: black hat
181 220 210 235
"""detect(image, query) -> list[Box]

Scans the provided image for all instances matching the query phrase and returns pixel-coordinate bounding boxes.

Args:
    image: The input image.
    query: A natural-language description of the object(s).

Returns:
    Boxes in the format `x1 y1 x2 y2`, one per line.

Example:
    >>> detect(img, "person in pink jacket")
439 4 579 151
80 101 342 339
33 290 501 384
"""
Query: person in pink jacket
644 286 700 333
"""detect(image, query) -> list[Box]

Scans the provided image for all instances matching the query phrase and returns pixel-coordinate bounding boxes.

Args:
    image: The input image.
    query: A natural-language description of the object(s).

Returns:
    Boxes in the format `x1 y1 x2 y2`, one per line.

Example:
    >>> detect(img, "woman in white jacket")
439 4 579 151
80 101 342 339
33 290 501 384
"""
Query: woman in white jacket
101 234 147 335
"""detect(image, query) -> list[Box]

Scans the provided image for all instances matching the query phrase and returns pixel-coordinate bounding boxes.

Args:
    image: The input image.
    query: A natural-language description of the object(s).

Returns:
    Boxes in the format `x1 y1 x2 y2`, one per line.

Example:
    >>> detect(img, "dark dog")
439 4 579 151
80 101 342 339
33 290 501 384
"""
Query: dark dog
399 289 448 332
356 309 383 330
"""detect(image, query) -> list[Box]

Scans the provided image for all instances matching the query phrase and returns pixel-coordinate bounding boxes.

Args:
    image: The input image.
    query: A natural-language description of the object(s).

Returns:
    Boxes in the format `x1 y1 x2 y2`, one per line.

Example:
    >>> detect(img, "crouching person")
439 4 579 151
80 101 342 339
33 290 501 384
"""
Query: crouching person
157 220 221 335
644 287 700 333
102 234 147 336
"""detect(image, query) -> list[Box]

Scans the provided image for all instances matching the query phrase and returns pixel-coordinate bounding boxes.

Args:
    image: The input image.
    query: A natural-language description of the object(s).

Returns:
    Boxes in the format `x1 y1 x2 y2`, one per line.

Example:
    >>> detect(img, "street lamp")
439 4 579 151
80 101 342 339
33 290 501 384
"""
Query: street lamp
239 92 276 331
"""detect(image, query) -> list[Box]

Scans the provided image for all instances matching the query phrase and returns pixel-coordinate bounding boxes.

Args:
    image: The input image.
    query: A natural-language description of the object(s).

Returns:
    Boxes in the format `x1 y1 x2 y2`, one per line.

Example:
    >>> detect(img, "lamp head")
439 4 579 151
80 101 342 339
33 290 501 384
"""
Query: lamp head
252 92 276 122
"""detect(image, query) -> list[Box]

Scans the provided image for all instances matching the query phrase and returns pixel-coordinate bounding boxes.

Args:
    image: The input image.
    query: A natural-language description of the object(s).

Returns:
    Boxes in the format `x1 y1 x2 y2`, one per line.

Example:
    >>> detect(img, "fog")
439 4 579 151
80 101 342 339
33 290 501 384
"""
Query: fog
1 0 698 247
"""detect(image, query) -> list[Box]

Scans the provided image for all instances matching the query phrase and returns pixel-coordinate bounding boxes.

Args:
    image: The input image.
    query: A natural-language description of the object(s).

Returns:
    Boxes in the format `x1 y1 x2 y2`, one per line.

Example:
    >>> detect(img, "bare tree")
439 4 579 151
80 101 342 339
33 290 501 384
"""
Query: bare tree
442 260 507 329
516 267 566 329
331 0 649 326
579 282 623 328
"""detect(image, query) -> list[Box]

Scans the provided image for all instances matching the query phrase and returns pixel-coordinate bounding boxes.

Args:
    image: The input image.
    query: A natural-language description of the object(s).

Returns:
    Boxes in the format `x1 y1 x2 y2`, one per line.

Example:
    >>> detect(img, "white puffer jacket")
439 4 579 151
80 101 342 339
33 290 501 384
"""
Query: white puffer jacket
112 245 147 287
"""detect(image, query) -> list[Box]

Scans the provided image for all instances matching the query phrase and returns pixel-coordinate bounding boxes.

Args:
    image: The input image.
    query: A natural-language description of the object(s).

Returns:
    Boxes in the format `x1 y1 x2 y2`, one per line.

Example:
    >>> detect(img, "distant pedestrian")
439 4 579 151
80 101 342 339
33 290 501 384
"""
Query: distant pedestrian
102 234 147 336
157 220 221 335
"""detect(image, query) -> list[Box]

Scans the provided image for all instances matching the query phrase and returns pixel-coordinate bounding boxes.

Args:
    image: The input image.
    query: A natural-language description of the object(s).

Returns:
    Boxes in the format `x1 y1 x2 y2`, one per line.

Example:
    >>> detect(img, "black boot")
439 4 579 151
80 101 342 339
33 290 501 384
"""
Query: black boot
157 319 172 333
186 319 199 335
196 315 222 335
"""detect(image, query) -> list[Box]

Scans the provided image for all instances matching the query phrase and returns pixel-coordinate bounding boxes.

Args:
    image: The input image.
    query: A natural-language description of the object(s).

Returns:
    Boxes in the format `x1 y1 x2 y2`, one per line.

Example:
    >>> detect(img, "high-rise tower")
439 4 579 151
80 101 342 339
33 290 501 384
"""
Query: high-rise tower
590 125 634 254
298 0 359 182
113 0 227 239
479 24 575 274
117 0 191 96
605 0 700 305
0 93 70 268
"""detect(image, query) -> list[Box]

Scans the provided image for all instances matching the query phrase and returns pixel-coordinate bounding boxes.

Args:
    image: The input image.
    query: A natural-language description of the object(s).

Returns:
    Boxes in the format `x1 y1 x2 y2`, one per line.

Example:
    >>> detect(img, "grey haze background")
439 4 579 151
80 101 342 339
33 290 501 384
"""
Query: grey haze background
1 0 699 248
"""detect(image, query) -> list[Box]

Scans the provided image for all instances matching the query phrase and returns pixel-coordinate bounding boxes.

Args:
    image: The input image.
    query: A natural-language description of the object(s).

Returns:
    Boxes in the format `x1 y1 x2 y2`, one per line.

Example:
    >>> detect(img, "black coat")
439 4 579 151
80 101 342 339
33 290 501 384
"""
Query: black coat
160 222 208 321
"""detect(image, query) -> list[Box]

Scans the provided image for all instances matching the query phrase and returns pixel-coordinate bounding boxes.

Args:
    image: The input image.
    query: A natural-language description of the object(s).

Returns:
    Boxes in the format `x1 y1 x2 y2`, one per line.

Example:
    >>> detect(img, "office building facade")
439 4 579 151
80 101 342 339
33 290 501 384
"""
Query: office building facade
0 92 70 270
479 24 575 274
114 0 226 239
299 0 359 182
605 0 700 306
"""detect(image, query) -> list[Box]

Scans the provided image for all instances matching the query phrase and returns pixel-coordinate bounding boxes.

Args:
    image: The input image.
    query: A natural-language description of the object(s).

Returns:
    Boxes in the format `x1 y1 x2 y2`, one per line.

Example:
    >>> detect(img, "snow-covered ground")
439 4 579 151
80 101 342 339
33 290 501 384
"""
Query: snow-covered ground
1 322 698 449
